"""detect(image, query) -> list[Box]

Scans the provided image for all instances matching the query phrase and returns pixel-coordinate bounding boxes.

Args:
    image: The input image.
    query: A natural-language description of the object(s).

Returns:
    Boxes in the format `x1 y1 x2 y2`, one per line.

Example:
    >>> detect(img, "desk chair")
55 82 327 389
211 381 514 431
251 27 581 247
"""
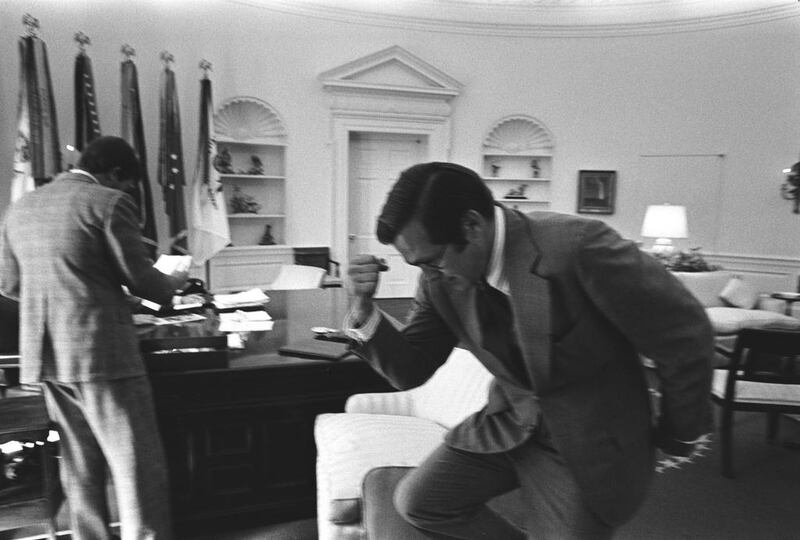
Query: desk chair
711 327 800 478
266 264 327 290
0 395 62 539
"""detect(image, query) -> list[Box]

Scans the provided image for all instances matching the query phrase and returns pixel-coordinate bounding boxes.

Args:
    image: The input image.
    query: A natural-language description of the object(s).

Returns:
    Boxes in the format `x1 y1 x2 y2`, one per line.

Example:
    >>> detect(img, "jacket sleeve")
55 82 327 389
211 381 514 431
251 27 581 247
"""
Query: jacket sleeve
354 275 459 390
574 219 714 454
0 215 20 301
104 193 179 305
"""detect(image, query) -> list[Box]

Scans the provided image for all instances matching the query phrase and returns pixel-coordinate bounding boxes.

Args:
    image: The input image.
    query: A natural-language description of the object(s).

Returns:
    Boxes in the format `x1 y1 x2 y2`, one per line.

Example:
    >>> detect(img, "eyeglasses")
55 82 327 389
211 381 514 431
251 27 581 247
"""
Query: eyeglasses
417 244 447 275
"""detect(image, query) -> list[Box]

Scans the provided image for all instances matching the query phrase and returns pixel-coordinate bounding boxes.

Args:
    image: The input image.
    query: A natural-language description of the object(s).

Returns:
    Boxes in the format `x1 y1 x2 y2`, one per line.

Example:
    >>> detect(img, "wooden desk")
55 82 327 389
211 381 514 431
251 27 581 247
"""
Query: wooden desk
143 288 393 535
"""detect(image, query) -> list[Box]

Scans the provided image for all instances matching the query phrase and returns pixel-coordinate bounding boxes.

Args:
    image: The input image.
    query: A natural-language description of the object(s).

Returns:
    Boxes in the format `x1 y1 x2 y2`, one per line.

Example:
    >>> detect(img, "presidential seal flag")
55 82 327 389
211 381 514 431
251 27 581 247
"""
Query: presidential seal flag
12 15 61 203
73 32 101 153
157 52 188 256
189 62 230 265
121 46 159 260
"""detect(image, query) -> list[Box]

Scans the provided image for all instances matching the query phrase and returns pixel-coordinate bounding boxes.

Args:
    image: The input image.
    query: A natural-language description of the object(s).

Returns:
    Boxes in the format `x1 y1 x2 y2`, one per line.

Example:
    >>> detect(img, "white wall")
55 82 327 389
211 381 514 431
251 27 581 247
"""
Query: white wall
1 0 798 265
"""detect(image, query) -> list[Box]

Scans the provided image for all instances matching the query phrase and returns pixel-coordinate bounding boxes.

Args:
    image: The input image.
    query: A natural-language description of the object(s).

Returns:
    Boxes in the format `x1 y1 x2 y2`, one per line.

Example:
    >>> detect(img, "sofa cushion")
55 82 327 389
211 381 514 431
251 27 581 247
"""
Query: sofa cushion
315 413 447 522
705 307 800 335
719 276 759 309
672 271 731 307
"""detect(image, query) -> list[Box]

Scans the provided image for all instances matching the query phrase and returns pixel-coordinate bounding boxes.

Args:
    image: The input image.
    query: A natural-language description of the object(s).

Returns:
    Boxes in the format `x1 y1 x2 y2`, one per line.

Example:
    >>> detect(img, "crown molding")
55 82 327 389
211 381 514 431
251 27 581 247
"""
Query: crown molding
228 0 800 38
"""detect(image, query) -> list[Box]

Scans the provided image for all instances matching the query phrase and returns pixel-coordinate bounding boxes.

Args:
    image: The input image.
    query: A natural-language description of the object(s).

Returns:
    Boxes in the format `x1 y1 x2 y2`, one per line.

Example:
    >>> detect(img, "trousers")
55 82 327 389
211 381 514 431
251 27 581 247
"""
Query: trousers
394 427 614 540
42 376 173 540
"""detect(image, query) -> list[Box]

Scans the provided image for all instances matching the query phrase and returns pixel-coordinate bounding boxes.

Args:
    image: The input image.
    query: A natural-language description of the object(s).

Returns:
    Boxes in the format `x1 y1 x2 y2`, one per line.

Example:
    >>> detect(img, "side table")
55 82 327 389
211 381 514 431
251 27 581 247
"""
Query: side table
770 292 800 316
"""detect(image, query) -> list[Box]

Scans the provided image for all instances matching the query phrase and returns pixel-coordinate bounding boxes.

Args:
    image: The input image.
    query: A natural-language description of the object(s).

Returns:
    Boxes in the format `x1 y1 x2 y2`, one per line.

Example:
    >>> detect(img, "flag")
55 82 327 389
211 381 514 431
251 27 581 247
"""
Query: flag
121 57 159 259
74 50 101 153
157 62 188 255
11 33 61 202
189 74 230 265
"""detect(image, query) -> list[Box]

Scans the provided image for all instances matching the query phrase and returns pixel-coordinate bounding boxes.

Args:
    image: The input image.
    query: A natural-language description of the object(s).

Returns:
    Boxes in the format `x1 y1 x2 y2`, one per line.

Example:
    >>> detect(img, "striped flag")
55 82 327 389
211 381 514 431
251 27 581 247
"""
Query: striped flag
121 55 159 259
189 70 230 265
157 57 188 255
11 32 61 202
74 50 101 152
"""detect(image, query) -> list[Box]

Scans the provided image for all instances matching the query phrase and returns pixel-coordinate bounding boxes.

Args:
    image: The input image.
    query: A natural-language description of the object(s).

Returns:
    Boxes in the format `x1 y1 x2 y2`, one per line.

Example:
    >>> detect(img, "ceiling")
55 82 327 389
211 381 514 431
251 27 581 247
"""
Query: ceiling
233 0 800 37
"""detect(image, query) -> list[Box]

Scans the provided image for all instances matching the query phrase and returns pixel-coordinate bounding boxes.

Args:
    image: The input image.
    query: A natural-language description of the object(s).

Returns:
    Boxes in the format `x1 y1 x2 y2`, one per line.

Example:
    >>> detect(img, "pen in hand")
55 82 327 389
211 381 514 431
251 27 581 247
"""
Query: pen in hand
376 258 389 272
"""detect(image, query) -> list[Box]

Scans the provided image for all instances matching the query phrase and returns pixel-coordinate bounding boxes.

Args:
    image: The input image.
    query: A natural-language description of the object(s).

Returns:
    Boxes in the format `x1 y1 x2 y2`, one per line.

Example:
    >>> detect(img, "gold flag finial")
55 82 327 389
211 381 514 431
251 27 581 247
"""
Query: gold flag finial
160 50 174 68
199 59 212 79
22 13 40 37
74 31 91 53
121 44 136 60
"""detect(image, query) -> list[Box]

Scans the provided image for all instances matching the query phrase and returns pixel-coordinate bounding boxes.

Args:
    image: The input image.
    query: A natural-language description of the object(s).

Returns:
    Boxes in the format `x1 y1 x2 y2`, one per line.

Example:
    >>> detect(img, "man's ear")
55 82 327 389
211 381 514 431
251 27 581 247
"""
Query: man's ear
460 210 485 241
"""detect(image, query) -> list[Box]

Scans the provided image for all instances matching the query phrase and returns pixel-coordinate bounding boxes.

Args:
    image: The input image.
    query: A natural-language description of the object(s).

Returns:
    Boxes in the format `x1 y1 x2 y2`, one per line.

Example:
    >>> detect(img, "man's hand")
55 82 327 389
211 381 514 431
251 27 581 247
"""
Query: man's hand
347 254 384 326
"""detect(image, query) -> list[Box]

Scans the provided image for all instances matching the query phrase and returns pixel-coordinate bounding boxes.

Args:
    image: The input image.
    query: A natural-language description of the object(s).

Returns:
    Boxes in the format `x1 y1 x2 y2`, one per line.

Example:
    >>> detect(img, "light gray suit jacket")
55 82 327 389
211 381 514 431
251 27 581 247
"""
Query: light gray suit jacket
0 172 177 384
356 207 714 526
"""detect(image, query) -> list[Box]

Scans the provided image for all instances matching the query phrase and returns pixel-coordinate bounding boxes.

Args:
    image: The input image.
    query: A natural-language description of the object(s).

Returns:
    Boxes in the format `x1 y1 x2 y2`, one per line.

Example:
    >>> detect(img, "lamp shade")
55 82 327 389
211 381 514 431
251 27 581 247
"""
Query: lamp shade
641 204 688 239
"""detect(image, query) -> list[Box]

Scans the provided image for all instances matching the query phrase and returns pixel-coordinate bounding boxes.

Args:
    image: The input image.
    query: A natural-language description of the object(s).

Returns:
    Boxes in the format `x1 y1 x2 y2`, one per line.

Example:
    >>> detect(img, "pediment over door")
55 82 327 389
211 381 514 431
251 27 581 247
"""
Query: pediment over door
319 45 463 115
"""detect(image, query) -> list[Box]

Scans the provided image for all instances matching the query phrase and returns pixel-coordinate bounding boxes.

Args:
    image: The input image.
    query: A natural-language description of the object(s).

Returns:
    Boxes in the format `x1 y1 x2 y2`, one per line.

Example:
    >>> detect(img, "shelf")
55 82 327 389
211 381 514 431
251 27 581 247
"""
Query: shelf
220 174 285 181
482 177 549 183
228 213 285 219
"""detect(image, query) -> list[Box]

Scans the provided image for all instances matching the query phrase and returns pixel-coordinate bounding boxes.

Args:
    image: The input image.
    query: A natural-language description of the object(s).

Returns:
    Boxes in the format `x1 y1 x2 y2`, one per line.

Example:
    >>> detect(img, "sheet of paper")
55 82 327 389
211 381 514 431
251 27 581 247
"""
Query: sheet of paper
133 313 206 326
153 254 192 275
218 309 274 332
212 288 270 309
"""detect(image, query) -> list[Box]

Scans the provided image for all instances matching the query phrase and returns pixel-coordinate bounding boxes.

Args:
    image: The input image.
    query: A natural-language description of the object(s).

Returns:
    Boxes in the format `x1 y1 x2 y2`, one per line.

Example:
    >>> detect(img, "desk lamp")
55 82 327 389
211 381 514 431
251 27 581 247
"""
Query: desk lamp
641 203 688 255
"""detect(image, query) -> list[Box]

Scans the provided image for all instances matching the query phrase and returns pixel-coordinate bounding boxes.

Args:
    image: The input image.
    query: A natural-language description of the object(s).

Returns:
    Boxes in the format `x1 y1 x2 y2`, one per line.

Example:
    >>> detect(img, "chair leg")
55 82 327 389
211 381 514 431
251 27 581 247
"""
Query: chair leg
766 412 781 444
720 406 735 478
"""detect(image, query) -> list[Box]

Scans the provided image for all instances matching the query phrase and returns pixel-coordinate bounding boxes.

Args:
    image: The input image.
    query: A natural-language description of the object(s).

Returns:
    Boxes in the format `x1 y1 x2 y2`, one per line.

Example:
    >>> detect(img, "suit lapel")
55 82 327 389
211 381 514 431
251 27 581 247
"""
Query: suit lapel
504 209 551 391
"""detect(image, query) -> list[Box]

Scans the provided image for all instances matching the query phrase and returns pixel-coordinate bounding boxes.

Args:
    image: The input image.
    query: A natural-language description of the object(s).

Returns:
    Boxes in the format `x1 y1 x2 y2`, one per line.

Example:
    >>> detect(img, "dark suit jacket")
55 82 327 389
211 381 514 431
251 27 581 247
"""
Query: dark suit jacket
0 172 177 384
356 208 714 526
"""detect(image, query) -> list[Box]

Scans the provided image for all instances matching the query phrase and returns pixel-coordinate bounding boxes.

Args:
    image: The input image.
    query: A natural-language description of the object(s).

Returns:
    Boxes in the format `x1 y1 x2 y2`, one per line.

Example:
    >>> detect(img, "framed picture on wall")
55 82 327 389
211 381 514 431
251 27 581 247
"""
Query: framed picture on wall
577 170 616 214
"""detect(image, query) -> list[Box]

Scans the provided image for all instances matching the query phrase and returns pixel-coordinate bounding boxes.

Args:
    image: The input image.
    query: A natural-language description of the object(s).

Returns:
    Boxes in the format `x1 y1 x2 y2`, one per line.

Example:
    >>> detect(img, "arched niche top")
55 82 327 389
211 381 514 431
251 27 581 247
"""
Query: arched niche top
214 96 287 143
482 115 554 155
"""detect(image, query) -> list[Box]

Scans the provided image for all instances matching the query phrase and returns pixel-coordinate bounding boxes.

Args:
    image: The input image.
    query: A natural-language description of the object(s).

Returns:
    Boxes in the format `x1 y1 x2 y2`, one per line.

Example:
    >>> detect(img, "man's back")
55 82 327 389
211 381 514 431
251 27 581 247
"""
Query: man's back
1 172 173 384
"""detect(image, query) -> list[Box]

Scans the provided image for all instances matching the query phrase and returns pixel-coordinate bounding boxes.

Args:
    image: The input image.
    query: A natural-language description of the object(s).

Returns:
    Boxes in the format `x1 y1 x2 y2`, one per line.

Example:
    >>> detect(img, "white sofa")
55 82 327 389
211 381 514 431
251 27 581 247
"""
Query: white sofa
314 348 524 540
672 271 800 337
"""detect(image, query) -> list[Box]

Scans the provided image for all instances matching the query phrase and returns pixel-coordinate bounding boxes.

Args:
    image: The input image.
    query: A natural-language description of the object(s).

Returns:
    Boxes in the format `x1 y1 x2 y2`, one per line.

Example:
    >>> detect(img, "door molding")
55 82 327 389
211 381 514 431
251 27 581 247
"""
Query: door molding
319 45 462 267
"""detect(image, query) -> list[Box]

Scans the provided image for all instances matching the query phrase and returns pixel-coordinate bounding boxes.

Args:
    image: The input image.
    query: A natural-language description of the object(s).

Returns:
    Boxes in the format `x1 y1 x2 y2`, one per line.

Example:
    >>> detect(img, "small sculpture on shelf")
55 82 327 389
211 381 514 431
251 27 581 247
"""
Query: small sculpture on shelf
490 161 501 177
229 185 261 214
530 159 540 178
504 184 529 200
259 224 277 245
247 155 265 175
213 147 234 174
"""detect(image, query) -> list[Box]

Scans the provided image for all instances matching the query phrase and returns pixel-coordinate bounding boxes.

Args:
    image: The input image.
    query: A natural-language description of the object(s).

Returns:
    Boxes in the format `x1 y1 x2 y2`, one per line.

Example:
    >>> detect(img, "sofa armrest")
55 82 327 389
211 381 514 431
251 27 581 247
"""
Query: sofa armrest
345 391 415 416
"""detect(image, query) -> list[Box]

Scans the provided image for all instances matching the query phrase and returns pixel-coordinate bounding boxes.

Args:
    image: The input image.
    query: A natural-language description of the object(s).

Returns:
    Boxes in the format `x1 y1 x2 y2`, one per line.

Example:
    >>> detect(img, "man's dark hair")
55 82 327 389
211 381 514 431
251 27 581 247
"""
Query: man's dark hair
376 162 494 247
77 136 140 181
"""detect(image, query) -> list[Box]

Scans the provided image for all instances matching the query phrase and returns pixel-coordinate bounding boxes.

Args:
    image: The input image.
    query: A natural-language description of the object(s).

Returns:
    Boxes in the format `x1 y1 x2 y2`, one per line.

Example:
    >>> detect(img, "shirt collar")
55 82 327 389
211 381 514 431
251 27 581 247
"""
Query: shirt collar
68 168 100 184
485 205 508 295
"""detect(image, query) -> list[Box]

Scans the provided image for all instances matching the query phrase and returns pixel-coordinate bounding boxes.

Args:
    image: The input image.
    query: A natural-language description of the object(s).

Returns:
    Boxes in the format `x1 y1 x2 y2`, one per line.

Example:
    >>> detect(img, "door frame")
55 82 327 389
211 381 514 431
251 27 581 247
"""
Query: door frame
331 113 452 273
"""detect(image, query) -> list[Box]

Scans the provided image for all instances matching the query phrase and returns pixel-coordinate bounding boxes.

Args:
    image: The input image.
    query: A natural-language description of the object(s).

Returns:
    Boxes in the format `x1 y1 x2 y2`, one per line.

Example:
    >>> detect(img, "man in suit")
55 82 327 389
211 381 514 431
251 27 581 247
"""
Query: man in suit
0 136 187 540
345 162 713 539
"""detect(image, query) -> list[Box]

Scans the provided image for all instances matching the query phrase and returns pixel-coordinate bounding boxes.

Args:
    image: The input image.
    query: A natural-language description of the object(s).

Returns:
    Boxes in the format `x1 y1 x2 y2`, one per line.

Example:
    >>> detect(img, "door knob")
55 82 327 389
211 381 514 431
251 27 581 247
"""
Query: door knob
348 234 356 241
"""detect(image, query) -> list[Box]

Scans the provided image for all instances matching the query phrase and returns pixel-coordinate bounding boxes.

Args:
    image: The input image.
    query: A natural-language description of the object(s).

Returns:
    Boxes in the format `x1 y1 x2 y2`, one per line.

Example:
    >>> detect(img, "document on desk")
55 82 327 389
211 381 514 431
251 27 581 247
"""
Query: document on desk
212 288 270 310
153 254 193 275
133 313 207 326
218 310 274 332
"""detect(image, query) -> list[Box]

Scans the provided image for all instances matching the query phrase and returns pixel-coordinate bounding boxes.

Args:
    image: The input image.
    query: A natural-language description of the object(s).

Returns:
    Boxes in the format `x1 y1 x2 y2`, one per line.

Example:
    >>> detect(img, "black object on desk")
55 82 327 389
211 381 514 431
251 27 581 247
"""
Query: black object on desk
278 338 353 361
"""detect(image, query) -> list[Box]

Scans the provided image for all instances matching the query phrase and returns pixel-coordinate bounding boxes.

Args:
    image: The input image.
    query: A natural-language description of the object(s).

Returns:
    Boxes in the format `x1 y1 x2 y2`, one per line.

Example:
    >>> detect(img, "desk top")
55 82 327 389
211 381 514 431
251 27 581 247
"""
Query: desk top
137 287 353 373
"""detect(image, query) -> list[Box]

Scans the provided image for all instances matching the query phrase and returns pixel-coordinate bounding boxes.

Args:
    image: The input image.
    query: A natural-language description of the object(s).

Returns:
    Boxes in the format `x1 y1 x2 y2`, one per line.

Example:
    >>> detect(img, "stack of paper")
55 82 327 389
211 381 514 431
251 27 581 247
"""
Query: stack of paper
212 288 270 310
153 254 193 275
218 310 274 332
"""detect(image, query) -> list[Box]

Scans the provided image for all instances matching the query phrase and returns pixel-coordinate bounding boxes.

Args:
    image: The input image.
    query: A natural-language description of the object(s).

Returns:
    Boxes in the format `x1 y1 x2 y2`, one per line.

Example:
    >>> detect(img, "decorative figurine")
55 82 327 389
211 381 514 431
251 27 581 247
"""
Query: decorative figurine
259 224 277 245
229 185 261 214
504 184 528 199
213 147 234 174
530 159 540 178
247 155 265 175
490 161 501 177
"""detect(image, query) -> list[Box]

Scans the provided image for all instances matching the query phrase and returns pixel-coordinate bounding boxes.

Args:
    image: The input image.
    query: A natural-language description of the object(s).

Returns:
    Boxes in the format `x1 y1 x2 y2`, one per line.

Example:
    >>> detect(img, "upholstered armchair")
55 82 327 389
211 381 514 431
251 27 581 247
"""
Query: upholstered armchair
314 348 524 539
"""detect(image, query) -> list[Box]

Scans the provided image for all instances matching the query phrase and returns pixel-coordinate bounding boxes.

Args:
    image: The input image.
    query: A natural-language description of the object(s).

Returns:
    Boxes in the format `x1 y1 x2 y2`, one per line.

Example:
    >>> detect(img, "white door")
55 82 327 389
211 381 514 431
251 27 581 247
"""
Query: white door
348 132 427 298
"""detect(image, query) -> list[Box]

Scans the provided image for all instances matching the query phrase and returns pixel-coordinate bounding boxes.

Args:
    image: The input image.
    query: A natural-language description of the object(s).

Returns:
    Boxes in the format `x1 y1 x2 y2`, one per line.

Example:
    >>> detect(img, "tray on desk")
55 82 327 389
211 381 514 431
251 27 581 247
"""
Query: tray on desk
278 338 354 362
140 335 229 372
